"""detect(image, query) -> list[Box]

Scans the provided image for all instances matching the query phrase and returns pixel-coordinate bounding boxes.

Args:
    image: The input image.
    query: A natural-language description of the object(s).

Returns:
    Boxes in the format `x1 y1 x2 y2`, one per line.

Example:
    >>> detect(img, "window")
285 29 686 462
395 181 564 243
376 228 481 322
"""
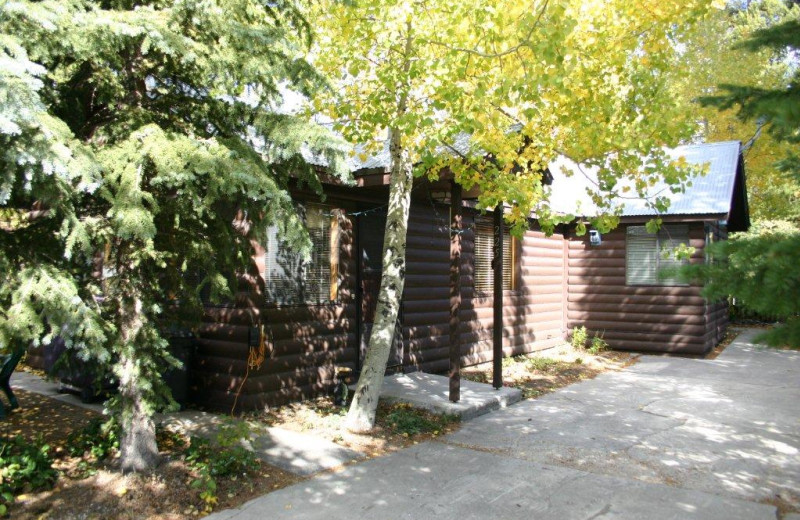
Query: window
474 218 515 294
264 203 339 305
626 225 689 286
704 223 715 265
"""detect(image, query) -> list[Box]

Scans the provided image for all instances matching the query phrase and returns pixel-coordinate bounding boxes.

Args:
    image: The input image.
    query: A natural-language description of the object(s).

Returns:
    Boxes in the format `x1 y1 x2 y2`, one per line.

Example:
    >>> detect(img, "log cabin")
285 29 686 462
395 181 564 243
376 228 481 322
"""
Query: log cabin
25 140 747 411
183 140 748 412
550 140 749 355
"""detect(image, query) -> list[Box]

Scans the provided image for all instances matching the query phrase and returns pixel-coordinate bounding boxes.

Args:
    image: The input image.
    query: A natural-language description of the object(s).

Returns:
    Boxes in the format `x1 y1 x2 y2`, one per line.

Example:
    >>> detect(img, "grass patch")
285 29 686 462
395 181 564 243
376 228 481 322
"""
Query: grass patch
377 403 459 437
526 357 561 372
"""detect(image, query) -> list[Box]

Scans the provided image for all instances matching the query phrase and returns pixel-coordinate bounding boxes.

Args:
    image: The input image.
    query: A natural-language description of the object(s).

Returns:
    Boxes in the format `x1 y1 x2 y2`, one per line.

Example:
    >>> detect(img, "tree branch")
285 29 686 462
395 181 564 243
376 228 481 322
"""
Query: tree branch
420 0 549 58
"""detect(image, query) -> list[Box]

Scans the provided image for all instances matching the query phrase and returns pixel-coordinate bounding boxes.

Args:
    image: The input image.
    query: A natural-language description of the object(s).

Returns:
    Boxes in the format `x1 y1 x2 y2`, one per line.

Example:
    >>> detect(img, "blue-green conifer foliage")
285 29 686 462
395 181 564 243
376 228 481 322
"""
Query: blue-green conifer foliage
0 0 347 471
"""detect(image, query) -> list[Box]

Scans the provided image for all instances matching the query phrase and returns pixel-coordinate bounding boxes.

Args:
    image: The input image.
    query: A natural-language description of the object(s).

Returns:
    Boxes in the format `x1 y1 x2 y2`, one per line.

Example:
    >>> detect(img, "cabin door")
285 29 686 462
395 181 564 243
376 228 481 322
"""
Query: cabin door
357 214 403 372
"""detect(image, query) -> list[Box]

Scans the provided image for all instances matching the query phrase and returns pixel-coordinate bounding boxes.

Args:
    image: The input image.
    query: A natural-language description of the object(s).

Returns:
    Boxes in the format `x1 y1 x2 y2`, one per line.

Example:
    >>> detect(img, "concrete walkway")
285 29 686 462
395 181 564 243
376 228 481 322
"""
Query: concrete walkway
380 371 522 420
206 329 800 520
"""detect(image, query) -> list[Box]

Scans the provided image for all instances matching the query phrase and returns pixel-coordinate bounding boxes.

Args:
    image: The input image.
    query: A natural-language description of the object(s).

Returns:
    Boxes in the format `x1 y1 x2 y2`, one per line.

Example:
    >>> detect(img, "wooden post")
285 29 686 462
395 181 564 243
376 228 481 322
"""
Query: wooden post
449 181 463 402
492 205 503 390
354 214 363 372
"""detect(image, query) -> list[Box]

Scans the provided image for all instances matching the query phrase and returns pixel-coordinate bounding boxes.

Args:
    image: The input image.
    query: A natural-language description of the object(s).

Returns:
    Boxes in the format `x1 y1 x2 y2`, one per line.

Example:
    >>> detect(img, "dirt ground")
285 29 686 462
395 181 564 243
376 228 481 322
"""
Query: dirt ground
2 388 303 519
462 343 639 399
3 339 696 519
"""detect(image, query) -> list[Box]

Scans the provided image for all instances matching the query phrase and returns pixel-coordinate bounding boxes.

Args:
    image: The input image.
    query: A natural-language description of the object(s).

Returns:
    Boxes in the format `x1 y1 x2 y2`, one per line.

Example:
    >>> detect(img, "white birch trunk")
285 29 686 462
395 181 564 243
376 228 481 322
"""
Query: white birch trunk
344 129 413 432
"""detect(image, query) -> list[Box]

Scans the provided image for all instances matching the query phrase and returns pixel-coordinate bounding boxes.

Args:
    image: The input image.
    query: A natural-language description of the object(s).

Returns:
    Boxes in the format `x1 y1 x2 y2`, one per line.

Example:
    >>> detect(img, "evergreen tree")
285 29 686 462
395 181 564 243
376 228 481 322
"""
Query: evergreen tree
681 221 800 348
0 0 347 471
683 15 800 348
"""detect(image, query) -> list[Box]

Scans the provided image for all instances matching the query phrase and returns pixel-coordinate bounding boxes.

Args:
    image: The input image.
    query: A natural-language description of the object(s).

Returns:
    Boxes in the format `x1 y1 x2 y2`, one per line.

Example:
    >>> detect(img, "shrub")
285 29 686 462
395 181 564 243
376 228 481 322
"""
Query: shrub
589 333 608 354
0 436 58 515
66 417 120 460
183 420 259 513
571 326 588 349
678 220 800 348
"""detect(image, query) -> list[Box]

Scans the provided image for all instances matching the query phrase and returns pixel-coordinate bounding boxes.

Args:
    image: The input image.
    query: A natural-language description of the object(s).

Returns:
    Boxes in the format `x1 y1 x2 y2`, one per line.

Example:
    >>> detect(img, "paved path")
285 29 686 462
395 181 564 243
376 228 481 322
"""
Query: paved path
207 329 800 519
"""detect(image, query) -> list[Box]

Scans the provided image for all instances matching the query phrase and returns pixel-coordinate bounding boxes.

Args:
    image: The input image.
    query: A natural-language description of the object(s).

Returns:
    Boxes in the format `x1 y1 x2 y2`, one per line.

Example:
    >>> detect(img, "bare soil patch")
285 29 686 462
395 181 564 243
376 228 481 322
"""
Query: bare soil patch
1 390 98 453
11 456 301 520
250 399 461 460
462 344 638 399
3 390 300 519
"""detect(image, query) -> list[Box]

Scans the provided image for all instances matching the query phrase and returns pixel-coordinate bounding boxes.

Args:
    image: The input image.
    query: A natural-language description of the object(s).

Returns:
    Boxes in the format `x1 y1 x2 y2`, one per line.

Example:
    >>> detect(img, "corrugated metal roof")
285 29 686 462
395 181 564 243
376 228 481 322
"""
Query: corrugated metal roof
546 141 742 218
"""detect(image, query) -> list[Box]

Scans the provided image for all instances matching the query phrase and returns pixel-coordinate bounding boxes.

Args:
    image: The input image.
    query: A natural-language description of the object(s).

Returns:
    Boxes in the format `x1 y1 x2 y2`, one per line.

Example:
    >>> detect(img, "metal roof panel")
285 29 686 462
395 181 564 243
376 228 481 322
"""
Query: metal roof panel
546 141 741 218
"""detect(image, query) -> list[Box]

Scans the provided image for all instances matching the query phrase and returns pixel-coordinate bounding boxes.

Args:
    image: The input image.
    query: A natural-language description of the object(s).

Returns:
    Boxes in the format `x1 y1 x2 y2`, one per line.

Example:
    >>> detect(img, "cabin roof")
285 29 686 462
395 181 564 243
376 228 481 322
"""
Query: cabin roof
546 141 747 225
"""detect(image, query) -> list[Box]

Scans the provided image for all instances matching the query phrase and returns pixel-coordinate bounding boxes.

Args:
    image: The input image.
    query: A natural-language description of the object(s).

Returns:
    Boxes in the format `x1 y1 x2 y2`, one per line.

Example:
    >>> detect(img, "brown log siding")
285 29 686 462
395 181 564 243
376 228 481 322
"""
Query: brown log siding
189 212 358 412
191 198 569 411
401 203 567 374
189 192 729 411
566 222 726 355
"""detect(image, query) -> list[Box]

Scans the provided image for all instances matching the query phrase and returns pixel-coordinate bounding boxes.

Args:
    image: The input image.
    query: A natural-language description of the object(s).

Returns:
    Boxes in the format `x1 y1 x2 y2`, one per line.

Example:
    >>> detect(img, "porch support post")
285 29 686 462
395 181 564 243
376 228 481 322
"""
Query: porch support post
448 180 463 402
492 205 503 390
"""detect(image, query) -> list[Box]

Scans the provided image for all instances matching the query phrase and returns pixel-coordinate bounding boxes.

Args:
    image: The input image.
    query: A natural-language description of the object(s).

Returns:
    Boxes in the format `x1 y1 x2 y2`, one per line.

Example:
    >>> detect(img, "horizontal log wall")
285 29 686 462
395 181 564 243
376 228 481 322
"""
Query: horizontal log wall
190 214 357 412
566 223 721 355
193 198 572 411
403 203 567 373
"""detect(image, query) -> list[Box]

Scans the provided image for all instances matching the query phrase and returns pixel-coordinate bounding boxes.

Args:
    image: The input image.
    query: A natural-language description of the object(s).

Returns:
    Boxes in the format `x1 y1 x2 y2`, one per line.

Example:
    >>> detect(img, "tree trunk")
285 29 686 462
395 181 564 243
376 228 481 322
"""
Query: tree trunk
118 295 160 472
344 129 413 432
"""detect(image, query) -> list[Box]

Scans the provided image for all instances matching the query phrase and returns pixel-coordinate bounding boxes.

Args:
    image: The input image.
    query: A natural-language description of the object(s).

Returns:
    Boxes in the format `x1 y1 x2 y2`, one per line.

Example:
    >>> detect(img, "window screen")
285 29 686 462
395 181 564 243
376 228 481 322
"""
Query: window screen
264 203 338 305
474 218 513 294
626 225 689 286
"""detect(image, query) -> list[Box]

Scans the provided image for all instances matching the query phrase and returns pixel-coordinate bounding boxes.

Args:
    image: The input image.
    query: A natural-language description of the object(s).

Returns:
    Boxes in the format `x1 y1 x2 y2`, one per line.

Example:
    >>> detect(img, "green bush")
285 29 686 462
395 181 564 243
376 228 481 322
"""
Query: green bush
184 435 258 479
183 420 259 513
0 436 58 515
66 417 120 460
571 326 588 349
589 333 608 354
678 220 800 348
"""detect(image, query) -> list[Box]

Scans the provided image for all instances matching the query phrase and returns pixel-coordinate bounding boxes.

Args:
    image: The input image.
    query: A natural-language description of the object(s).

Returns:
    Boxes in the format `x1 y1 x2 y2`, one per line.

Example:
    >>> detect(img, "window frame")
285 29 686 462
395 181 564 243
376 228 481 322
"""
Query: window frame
625 224 690 287
263 202 341 306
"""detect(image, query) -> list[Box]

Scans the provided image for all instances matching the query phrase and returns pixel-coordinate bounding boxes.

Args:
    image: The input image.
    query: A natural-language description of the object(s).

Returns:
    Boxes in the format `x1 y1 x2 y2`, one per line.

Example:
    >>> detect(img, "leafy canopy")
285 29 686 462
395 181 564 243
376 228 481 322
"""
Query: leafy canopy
683 0 800 221
312 0 718 235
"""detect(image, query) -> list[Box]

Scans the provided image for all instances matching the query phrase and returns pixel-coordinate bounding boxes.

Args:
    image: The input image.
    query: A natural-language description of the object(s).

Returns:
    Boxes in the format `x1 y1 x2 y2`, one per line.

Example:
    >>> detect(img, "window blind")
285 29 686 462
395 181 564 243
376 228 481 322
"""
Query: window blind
474 218 513 294
626 225 689 286
264 203 336 305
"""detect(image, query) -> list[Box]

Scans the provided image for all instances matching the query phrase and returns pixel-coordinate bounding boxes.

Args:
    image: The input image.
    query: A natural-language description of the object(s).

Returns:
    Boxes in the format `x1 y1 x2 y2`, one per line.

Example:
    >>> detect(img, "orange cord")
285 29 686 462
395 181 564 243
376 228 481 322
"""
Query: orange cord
231 324 268 416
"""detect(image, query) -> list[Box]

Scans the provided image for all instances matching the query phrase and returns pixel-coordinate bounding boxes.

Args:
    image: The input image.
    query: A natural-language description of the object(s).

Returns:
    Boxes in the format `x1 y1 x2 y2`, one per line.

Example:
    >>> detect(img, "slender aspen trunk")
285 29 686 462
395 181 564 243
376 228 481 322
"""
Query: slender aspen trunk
344 130 413 432
118 294 160 472
345 22 415 433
